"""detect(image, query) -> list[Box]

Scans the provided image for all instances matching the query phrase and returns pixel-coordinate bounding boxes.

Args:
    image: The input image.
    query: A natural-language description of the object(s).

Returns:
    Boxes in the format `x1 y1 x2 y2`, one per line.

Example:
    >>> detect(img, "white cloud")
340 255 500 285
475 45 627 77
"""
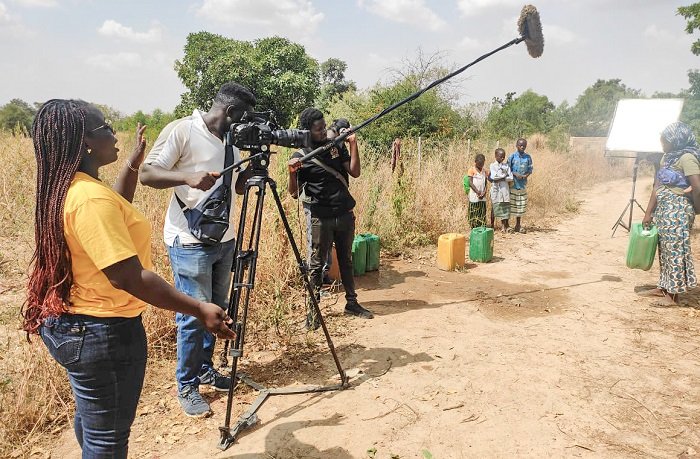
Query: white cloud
500 15 525 40
358 0 446 31
98 20 163 43
644 24 685 44
12 0 57 7
0 2 32 36
86 52 143 71
458 36 482 50
458 0 522 16
546 24 577 45
499 15 578 46
196 0 323 39
0 2 11 24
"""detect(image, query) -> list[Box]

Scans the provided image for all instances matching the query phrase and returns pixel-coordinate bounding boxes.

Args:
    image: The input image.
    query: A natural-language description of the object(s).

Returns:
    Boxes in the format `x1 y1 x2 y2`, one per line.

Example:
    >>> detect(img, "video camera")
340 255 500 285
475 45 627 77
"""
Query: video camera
230 111 311 151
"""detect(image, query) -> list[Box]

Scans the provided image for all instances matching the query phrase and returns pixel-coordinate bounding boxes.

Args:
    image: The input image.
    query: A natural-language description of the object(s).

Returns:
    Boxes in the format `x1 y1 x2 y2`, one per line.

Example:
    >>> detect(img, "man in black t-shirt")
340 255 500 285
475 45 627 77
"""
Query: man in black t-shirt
288 108 373 329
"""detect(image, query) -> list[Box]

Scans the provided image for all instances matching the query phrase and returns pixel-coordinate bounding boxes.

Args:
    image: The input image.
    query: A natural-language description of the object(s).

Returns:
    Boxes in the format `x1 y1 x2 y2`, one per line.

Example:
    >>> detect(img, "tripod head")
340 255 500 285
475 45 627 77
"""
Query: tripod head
245 147 274 177
222 130 275 178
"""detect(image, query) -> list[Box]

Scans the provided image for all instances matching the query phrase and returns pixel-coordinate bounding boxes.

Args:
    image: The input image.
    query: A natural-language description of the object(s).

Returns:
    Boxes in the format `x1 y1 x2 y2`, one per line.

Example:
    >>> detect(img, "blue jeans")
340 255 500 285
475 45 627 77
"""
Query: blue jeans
168 236 235 391
40 314 147 459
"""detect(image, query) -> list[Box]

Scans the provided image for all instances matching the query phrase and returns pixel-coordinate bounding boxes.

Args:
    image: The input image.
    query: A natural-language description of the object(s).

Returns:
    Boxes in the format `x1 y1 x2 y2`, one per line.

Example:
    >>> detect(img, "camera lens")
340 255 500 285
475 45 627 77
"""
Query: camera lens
271 129 311 149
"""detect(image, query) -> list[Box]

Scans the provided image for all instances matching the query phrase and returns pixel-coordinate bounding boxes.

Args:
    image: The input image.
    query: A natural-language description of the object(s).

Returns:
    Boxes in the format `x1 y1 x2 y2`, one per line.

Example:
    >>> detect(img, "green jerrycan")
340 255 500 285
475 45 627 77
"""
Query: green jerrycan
462 175 470 194
363 234 380 271
352 234 368 275
626 223 658 271
469 227 494 263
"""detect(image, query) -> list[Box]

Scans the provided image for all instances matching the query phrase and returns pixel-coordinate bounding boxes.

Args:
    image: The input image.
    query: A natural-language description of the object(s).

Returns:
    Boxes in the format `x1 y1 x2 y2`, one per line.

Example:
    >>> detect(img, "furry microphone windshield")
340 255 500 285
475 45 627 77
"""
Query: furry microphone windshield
297 5 545 165
518 4 544 58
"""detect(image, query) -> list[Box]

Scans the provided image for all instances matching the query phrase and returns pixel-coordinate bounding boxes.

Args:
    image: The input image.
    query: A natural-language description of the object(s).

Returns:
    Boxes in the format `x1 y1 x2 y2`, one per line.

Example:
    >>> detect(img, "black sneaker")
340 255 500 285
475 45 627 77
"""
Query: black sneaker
199 368 231 392
344 302 374 319
322 274 333 285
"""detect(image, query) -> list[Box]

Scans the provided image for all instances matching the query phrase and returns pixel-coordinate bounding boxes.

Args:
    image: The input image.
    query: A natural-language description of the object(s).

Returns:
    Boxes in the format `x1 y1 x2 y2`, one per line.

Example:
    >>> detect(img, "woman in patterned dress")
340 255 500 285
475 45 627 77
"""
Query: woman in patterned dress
641 121 700 305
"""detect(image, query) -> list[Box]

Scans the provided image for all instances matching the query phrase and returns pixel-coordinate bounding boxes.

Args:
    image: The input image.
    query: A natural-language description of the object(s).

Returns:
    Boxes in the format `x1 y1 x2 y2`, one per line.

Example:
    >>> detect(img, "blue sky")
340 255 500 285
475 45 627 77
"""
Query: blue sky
0 0 698 116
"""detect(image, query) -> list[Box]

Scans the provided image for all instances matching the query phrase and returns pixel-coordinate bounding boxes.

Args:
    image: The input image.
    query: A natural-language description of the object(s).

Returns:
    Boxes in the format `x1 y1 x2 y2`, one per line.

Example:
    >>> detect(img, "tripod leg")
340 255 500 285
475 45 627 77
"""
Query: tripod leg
220 177 267 447
219 174 347 450
611 200 633 235
612 156 645 237
268 181 347 385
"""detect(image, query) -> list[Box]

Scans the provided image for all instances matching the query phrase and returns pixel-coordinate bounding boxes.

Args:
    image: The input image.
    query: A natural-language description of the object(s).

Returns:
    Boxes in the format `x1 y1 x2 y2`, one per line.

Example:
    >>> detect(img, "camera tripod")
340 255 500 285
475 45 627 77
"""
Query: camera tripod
611 156 646 237
217 146 348 451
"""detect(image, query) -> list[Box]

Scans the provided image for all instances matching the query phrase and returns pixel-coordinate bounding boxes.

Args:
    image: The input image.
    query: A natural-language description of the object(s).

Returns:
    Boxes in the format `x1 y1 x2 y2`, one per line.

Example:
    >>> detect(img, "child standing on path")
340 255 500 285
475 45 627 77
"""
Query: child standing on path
467 154 488 228
508 138 534 233
489 148 514 232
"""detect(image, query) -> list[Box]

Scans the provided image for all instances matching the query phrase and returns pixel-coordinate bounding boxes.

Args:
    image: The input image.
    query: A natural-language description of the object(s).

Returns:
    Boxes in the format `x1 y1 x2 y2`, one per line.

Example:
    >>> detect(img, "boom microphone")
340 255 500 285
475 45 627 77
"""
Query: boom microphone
518 4 544 58
254 5 545 167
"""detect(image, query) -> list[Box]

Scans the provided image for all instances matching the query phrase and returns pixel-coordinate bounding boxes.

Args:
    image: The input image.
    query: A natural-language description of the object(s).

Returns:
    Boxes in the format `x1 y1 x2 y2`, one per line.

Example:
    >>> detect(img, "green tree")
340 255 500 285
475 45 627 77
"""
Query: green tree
113 108 176 144
174 32 319 126
651 71 700 133
93 104 123 125
0 99 36 133
328 76 470 151
678 3 700 55
676 4 700 131
654 70 700 132
484 90 556 139
568 79 641 136
316 58 356 111
326 50 475 151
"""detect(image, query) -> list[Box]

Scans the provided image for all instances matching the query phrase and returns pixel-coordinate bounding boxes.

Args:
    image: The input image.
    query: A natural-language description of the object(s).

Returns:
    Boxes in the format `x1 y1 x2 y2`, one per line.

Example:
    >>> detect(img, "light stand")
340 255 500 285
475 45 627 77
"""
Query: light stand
611 156 646 236
217 142 347 451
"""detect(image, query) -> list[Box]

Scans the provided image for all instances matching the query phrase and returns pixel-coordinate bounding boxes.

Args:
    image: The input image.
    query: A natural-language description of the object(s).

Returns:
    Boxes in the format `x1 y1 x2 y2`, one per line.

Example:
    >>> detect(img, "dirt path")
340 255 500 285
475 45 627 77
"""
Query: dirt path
54 177 700 458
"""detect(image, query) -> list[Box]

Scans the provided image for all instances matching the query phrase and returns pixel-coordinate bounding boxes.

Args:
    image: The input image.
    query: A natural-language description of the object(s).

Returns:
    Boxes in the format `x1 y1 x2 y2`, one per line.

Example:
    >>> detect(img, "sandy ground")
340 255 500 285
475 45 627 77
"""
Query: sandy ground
52 177 700 458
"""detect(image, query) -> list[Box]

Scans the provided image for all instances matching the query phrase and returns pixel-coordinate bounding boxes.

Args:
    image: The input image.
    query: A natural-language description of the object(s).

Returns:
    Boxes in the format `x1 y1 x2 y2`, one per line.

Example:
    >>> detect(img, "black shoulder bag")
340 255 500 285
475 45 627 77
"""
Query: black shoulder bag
174 143 235 245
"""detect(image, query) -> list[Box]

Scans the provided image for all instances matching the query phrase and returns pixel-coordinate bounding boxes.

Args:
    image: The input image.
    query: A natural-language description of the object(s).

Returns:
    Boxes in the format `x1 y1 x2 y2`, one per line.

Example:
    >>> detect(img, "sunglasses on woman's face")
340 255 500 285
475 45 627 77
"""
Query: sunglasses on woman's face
89 120 114 135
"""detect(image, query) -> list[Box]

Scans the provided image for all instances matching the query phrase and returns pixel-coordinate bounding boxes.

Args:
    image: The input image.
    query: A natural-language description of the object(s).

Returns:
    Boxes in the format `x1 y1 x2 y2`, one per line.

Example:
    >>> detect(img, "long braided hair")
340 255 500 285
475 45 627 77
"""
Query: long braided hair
23 99 88 335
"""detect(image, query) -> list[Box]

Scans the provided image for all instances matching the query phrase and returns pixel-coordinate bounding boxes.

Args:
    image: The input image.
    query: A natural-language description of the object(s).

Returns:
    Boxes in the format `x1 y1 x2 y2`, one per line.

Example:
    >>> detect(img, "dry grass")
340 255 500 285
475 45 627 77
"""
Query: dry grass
0 130 631 456
352 134 632 248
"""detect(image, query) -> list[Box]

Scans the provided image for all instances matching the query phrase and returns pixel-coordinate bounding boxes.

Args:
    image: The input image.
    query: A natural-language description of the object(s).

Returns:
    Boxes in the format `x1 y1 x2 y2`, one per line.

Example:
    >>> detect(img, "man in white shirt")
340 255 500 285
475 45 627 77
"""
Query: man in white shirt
140 82 255 418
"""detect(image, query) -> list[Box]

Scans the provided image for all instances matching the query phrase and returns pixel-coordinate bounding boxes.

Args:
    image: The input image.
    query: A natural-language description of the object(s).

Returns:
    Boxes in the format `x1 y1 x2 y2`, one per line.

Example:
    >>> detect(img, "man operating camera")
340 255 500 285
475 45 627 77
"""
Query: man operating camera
287 108 373 330
140 82 255 418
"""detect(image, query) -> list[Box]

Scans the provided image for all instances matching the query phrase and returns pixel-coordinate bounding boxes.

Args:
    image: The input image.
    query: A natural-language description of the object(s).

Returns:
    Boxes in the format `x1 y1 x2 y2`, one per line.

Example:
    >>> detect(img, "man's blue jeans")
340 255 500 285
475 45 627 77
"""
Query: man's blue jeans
167 236 235 391
40 314 147 459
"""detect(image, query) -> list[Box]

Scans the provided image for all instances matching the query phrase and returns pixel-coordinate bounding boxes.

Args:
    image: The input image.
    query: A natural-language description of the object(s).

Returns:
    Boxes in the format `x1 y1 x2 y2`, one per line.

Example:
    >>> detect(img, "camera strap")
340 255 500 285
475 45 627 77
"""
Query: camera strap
173 145 234 222
310 157 348 189
175 144 235 211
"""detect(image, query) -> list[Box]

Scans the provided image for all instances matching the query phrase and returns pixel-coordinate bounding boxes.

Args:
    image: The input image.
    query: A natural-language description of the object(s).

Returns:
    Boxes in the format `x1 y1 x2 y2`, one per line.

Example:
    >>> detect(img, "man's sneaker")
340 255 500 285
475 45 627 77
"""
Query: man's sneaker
178 385 211 418
322 274 333 285
344 302 374 319
199 368 231 392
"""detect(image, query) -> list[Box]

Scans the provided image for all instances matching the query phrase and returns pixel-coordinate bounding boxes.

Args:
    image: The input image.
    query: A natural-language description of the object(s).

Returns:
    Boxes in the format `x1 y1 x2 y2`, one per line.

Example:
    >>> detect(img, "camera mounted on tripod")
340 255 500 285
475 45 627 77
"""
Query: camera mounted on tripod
229 111 311 172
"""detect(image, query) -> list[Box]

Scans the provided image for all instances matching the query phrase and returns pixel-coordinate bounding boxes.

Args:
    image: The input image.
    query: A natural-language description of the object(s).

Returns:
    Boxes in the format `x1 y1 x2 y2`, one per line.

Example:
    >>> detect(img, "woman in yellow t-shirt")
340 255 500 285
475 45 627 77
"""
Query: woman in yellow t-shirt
642 121 700 305
23 99 236 458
